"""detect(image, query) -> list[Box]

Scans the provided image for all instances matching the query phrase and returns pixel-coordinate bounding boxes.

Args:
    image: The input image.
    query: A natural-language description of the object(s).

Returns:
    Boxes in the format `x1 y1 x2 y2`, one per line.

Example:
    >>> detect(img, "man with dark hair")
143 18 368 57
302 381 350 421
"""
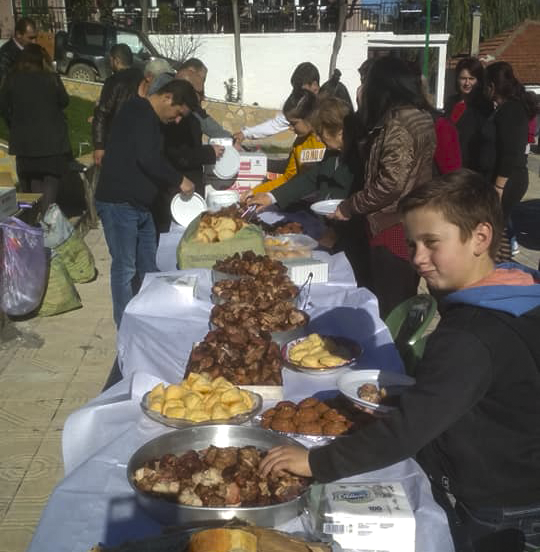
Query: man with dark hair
0 17 37 82
92 43 143 166
95 79 198 327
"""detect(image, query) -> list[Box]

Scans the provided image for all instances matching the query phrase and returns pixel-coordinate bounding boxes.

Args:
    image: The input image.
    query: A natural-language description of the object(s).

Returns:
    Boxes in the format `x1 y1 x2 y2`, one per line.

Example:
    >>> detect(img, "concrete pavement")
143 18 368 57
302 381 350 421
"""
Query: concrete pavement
0 166 539 552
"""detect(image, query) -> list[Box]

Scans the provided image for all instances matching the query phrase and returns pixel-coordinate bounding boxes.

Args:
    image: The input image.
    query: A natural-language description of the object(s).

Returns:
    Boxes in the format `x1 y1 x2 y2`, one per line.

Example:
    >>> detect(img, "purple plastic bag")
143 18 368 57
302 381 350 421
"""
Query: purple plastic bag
0 217 47 316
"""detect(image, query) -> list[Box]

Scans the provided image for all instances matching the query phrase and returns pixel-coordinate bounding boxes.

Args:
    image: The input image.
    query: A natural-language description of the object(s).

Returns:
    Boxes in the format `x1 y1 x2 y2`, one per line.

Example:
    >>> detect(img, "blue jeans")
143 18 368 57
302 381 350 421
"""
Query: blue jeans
96 201 157 327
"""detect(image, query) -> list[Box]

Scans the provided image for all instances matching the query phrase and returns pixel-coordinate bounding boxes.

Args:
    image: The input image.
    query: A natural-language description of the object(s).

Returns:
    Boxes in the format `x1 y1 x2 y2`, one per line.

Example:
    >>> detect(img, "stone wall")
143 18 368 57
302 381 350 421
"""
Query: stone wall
61 78 294 149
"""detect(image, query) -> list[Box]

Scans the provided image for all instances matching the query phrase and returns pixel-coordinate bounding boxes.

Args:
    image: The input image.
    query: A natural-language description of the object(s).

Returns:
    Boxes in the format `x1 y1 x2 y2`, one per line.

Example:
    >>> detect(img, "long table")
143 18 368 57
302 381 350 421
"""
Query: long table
27 242 454 552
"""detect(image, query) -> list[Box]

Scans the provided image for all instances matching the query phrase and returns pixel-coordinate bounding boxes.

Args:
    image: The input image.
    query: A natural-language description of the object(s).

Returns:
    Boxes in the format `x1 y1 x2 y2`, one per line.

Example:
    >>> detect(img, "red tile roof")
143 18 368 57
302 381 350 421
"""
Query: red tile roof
449 19 540 84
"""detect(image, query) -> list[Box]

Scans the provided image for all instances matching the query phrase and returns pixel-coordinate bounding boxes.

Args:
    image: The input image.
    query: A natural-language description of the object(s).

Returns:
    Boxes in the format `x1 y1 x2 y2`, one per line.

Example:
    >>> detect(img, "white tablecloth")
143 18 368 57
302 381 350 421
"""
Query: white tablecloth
26 237 454 552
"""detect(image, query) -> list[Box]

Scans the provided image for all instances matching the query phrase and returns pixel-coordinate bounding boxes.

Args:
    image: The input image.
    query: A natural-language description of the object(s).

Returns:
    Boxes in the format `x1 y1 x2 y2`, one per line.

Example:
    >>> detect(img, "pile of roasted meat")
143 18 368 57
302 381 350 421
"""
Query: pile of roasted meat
212 274 298 307
188 326 282 385
210 301 308 334
132 446 310 507
214 251 287 278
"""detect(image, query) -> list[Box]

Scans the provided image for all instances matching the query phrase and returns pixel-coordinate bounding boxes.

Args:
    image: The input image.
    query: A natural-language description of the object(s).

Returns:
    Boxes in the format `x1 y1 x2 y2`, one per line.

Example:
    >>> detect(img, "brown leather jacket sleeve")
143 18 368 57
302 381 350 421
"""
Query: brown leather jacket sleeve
339 122 415 218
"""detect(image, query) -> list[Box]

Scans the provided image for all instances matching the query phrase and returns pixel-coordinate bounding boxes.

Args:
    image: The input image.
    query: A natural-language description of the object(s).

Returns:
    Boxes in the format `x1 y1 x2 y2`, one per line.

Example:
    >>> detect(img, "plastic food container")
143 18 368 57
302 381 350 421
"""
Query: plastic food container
206 189 240 212
264 233 318 261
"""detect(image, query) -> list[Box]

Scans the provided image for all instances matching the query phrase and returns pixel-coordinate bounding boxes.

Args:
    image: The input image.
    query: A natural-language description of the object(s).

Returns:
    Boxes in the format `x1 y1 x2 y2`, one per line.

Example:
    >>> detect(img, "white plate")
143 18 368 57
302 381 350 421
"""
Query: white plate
310 199 342 216
337 369 415 413
213 146 240 180
170 193 207 227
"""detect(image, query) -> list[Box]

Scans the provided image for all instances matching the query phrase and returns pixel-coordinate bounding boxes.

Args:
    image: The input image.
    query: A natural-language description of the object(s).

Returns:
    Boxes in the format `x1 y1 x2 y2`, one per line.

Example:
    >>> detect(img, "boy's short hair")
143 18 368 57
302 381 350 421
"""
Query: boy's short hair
290 62 320 89
154 79 199 111
178 58 207 73
398 169 504 259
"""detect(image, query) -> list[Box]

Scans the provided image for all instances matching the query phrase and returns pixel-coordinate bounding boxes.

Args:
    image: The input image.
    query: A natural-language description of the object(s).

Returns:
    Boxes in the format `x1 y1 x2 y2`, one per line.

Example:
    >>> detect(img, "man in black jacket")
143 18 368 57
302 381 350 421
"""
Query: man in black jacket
0 18 37 83
260 170 540 551
92 43 143 166
95 79 198 328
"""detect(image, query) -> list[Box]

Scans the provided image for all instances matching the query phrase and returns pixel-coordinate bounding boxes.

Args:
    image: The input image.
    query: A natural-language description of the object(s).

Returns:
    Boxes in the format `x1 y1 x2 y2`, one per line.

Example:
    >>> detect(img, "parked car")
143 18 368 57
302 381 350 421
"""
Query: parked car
55 21 179 82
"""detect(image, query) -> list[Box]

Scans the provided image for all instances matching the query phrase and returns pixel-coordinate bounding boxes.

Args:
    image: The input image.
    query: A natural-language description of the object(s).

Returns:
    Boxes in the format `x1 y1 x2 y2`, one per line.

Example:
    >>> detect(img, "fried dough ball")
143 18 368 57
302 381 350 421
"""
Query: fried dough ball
274 406 296 419
296 422 323 435
322 421 349 436
315 401 331 415
271 418 296 433
294 407 319 424
323 408 347 422
298 397 319 409
262 408 277 419
275 400 296 409
261 417 272 429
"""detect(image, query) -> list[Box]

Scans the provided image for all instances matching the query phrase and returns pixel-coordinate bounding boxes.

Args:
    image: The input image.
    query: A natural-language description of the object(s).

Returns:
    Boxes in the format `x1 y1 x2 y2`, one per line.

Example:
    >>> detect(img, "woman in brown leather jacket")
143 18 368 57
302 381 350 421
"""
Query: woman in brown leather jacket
330 57 436 317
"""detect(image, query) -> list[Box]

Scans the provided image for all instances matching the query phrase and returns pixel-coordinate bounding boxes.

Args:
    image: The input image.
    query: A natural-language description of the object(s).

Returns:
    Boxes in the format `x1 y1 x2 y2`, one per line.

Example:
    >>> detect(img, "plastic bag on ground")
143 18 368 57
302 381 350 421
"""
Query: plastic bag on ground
55 231 96 283
0 217 48 316
41 203 73 249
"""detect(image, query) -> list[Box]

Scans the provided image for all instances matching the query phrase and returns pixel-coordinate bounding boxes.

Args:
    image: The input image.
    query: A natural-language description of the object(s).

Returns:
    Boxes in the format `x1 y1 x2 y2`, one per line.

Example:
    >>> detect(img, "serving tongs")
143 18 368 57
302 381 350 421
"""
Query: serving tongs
240 203 258 222
297 272 313 310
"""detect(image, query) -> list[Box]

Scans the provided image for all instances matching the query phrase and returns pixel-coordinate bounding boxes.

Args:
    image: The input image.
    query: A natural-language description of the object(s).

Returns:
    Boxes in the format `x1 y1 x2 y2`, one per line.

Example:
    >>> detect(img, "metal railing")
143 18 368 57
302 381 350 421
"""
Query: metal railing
15 2 448 35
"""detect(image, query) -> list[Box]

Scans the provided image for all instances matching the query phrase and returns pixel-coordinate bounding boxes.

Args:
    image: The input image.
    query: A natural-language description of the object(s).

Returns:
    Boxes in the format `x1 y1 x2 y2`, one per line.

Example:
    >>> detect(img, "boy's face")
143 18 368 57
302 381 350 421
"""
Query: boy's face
403 206 494 293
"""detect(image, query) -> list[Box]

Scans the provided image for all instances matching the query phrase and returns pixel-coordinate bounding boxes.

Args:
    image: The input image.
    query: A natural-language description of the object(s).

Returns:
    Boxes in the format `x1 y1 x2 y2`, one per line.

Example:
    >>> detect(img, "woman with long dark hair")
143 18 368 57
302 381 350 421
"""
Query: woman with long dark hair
330 56 436 317
0 43 71 214
485 61 537 260
444 57 493 173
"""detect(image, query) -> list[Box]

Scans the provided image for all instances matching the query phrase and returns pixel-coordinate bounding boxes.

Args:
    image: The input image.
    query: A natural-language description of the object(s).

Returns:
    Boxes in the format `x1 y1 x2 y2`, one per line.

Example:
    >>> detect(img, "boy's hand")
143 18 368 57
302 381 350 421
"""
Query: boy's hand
240 189 254 203
179 176 195 198
233 131 245 143
246 192 273 212
259 446 312 478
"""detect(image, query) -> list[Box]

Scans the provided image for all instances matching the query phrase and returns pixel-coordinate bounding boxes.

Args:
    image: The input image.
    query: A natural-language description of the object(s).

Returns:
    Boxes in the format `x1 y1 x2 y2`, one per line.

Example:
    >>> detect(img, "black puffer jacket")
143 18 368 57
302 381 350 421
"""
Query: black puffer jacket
92 66 143 149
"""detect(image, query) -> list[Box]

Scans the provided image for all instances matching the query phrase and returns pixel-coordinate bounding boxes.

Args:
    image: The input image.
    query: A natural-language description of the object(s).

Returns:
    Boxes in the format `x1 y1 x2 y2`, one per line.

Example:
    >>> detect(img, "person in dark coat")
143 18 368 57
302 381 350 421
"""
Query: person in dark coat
92 43 143 167
0 17 37 84
444 57 493 175
0 44 70 213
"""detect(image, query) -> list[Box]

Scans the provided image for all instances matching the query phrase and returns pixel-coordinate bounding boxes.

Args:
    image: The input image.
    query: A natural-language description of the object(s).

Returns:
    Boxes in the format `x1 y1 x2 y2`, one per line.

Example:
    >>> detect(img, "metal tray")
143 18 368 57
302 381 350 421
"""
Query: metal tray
252 415 336 444
127 425 309 527
140 390 263 429
281 335 363 376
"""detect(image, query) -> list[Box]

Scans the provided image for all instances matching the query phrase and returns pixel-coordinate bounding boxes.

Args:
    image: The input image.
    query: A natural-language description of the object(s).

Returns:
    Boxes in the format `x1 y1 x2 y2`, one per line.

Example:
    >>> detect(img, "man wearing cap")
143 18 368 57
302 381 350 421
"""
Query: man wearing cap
95 79 198 328
92 43 143 166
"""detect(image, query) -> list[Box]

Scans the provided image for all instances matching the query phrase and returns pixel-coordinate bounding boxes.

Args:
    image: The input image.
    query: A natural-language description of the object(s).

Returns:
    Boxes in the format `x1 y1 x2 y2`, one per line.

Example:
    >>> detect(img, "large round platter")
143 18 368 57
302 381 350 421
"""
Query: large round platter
211 269 243 284
140 390 262 429
170 192 207 227
127 425 309 526
281 335 363 376
252 415 336 444
337 369 415 413
310 199 342 217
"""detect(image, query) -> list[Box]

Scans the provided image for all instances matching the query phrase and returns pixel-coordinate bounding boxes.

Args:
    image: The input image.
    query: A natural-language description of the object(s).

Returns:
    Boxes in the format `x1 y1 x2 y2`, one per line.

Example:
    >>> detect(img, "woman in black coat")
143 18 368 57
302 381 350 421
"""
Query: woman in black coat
444 57 493 175
0 44 71 214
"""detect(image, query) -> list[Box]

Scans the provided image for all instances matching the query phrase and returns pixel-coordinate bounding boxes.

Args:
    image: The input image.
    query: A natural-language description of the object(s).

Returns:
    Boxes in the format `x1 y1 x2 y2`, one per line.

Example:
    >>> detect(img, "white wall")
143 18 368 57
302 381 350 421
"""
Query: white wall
150 32 449 109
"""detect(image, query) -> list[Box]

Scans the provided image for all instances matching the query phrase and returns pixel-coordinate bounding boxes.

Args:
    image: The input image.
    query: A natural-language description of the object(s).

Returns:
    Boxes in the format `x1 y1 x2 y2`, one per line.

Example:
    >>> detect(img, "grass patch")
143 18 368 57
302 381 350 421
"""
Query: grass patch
0 95 94 157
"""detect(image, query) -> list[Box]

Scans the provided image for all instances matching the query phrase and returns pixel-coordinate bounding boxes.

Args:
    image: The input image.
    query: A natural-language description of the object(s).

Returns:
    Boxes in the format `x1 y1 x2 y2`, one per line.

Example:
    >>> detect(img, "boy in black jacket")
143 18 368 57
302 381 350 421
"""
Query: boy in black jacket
260 169 540 551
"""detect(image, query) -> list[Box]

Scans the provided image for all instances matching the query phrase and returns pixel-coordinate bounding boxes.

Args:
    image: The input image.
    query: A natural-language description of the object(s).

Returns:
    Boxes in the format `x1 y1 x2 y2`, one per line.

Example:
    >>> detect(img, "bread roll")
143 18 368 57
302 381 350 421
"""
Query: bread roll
188 528 257 552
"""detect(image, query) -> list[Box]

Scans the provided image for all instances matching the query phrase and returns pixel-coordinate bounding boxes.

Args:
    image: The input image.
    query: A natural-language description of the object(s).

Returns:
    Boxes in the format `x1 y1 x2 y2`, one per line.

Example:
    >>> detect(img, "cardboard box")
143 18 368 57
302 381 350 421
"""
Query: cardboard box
283 258 329 285
237 151 267 180
309 482 415 552
0 187 17 222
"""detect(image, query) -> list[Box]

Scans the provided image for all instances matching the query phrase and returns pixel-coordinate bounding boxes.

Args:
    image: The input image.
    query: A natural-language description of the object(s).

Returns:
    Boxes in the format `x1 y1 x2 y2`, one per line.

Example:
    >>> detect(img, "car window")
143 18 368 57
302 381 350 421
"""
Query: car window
116 31 150 56
70 23 106 52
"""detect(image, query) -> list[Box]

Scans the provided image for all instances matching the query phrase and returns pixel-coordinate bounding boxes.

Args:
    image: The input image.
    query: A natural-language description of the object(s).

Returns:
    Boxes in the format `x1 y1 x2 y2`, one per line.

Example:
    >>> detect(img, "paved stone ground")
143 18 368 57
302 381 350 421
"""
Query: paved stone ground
0 163 538 552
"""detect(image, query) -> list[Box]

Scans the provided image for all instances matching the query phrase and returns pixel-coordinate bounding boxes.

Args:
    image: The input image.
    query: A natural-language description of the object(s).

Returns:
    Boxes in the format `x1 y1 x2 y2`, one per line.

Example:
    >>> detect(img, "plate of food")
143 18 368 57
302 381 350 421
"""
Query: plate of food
310 199 342 217
141 373 262 428
282 333 362 375
337 369 415 413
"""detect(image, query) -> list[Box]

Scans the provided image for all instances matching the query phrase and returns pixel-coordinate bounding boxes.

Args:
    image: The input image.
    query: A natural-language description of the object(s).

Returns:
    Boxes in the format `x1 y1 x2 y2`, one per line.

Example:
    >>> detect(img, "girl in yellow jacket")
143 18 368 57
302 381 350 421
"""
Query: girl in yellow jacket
252 89 326 194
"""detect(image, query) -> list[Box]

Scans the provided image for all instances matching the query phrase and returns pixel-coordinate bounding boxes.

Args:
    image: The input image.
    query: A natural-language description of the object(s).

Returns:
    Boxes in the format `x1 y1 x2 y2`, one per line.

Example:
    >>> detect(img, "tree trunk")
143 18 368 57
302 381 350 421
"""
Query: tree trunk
328 0 347 78
231 0 243 102
141 0 149 33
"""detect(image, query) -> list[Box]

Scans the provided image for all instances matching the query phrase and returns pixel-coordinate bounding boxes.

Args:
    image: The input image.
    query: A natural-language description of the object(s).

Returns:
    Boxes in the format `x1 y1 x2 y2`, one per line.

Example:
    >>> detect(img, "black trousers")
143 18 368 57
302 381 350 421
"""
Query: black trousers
369 245 419 319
